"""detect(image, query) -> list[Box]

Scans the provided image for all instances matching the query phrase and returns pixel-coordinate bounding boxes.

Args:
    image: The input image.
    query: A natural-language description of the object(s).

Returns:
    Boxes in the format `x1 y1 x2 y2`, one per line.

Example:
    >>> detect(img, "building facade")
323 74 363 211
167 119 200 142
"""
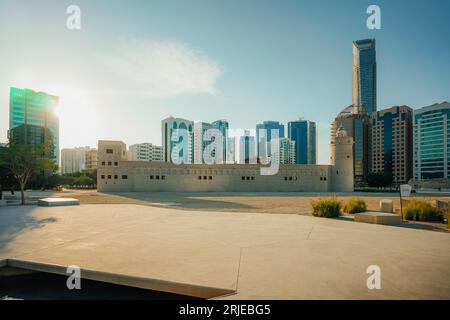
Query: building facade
193 122 213 164
85 149 98 170
129 143 163 162
8 124 55 161
61 147 92 174
369 106 413 185
161 117 193 163
97 128 353 193
211 119 229 163
413 102 450 188
239 130 257 164
352 39 377 115
288 120 316 164
279 138 296 164
256 121 285 159
9 87 59 164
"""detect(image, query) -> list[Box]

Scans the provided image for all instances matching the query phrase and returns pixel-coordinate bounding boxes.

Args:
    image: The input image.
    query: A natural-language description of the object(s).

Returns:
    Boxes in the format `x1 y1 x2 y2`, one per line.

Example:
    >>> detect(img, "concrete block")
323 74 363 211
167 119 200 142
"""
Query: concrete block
38 198 80 207
354 212 402 225
380 199 394 213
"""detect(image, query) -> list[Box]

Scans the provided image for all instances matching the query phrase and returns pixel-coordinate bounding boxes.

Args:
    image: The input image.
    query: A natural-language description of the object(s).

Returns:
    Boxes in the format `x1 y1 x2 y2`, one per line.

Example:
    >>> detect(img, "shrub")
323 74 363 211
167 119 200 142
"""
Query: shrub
311 197 341 218
343 197 367 214
402 199 444 222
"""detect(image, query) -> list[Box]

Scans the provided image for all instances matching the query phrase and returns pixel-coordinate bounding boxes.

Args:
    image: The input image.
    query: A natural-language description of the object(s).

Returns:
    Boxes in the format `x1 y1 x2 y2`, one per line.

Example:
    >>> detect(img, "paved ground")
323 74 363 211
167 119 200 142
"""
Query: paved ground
1 203 449 299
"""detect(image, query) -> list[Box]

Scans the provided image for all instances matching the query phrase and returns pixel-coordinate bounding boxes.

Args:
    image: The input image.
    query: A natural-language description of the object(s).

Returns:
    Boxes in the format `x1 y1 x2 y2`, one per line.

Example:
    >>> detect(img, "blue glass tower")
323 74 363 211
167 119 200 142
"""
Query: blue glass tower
288 120 316 164
352 39 377 115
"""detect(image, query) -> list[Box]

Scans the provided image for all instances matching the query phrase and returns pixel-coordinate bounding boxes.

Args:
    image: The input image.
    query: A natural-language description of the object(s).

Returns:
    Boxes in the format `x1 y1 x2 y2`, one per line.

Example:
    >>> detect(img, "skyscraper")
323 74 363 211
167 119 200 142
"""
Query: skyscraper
193 121 213 164
288 120 316 164
161 117 193 163
239 130 256 164
413 102 450 188
370 106 413 185
279 138 296 164
9 87 59 164
352 39 377 115
212 119 229 163
256 121 285 160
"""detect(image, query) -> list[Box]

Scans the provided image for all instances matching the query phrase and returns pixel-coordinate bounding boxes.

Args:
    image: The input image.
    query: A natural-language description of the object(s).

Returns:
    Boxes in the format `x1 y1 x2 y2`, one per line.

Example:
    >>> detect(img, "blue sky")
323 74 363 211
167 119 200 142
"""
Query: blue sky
0 0 449 163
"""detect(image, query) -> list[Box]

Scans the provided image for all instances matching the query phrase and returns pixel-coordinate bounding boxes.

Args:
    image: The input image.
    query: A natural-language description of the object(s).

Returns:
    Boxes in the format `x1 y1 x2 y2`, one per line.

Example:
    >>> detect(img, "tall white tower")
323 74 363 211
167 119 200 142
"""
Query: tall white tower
330 126 354 192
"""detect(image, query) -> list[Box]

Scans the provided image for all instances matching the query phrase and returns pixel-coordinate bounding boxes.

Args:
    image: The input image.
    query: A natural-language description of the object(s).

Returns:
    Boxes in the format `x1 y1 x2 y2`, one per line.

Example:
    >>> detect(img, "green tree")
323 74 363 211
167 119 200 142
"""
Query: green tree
0 144 50 205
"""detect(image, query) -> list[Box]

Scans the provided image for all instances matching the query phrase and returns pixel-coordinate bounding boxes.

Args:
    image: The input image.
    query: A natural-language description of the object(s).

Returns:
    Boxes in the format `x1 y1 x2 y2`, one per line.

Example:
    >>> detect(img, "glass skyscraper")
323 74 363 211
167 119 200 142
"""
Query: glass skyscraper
8 87 59 164
352 39 377 115
288 120 316 165
256 121 285 160
413 102 450 183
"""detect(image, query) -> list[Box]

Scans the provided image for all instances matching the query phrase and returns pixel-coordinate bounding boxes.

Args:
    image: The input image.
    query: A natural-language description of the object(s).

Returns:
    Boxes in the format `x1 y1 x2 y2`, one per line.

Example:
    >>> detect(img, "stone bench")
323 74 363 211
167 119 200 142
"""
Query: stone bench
38 198 80 207
354 212 402 225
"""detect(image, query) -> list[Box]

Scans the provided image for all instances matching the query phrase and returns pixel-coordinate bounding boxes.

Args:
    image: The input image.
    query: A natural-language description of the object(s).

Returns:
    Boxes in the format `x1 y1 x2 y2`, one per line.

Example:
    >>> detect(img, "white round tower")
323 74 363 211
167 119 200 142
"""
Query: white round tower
330 126 354 192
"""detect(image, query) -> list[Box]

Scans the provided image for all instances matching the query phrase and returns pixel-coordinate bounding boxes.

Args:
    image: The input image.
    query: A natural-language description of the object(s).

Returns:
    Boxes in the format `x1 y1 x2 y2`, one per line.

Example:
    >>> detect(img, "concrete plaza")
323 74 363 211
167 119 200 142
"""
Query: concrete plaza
0 203 449 299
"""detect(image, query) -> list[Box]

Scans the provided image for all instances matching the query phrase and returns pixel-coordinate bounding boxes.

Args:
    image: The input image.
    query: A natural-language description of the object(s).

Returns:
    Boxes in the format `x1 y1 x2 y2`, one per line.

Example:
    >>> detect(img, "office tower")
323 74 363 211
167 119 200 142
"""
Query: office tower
288 120 316 165
193 121 214 164
129 143 163 162
352 39 377 115
332 106 369 186
85 149 98 170
413 102 450 188
8 124 55 161
256 121 285 160
9 87 59 164
279 138 296 164
370 106 413 185
239 130 256 164
161 117 193 163
212 119 229 163
61 147 93 174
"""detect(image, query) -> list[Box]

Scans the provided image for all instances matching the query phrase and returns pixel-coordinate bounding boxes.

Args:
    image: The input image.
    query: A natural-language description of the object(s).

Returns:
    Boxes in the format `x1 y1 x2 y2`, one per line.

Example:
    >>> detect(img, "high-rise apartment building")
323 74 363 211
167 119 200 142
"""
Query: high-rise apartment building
212 119 229 163
352 39 377 115
85 149 98 170
370 106 413 185
413 102 450 188
129 143 163 162
288 120 316 164
193 122 213 164
61 147 92 174
279 138 296 164
161 117 193 163
9 87 59 164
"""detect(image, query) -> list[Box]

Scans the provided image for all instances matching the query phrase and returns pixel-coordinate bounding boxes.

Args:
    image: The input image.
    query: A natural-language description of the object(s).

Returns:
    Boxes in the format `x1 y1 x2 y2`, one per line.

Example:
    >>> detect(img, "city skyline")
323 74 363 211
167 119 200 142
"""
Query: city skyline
1 0 449 165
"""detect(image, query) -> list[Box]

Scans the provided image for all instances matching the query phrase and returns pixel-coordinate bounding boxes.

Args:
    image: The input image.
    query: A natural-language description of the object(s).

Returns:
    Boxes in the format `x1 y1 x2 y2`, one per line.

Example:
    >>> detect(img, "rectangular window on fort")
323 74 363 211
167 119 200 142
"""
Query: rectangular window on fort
114 175 118 179
106 149 113 154
108 161 112 166
114 162 118 166
162 175 166 180
101 161 105 166
122 175 128 179
208 176 212 180
101 175 105 179
150 175 154 180
198 176 202 180
107 175 111 179
156 175 160 180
